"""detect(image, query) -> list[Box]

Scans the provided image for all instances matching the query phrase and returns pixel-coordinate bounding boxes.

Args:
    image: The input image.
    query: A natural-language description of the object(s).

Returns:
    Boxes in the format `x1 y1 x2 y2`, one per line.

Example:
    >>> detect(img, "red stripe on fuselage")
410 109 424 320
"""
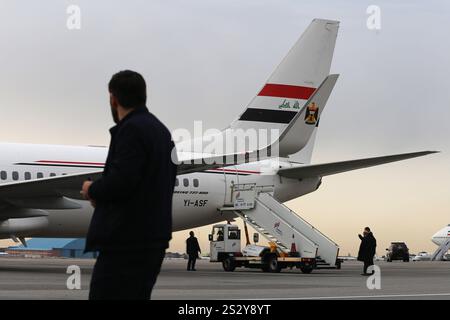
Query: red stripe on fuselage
208 168 260 174
35 161 261 174
258 83 316 100
36 160 105 166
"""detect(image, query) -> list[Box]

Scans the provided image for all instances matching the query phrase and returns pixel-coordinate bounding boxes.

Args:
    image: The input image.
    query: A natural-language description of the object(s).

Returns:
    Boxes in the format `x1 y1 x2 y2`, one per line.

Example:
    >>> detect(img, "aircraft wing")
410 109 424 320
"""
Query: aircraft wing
0 150 267 216
0 148 269 215
0 150 438 215
0 170 103 215
277 151 438 179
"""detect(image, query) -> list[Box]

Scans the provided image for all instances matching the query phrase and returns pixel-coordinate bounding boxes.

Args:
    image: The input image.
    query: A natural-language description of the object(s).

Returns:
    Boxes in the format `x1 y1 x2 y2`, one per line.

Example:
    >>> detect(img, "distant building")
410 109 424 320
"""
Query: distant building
6 238 97 259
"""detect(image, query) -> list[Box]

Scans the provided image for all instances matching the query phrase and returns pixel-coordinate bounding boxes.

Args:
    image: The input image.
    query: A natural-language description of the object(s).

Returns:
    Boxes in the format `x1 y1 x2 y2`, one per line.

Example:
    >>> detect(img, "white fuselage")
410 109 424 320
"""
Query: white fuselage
0 142 321 239
431 225 450 246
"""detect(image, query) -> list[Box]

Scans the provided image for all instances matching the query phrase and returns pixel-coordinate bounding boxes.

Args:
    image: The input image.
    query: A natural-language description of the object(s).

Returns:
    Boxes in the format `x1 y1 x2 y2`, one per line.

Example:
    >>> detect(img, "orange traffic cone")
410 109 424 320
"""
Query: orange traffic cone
290 234 297 253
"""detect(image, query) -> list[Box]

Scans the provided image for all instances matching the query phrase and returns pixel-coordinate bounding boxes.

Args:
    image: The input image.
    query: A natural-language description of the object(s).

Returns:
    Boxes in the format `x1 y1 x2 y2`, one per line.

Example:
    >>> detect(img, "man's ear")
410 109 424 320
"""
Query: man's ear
110 93 119 108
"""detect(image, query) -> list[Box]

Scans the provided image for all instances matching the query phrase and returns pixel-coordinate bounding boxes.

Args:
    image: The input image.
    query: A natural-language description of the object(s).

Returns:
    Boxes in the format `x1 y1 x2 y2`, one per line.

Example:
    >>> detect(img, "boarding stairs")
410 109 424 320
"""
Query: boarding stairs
220 183 340 268
431 238 450 261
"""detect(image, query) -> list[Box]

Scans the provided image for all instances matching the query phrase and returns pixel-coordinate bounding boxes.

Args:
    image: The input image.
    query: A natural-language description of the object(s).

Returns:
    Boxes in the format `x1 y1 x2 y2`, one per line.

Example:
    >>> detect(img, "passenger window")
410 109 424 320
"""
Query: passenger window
183 178 189 187
25 172 31 180
175 178 179 187
50 173 56 177
37 172 43 179
0 171 6 180
193 179 199 188
12 171 19 181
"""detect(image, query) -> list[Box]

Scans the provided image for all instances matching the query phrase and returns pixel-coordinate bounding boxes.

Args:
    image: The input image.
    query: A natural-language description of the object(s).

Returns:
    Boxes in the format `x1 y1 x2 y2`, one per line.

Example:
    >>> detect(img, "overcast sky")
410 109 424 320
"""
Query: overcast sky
0 0 449 255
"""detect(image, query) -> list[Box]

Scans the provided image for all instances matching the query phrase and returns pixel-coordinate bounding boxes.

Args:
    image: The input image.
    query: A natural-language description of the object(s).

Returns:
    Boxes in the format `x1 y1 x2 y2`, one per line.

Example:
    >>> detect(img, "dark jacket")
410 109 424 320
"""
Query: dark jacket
186 236 201 256
357 232 377 262
85 105 177 252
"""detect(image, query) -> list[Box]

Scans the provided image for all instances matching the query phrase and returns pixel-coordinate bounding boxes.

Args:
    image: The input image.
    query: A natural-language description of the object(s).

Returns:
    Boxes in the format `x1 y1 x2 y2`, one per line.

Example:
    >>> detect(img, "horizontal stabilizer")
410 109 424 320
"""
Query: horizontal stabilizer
278 151 439 179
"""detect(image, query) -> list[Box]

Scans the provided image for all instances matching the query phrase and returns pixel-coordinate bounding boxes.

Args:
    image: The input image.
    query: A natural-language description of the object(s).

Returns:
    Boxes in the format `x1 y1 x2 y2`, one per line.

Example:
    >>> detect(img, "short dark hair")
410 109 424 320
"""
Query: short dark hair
108 70 147 109
365 227 371 232
189 231 194 236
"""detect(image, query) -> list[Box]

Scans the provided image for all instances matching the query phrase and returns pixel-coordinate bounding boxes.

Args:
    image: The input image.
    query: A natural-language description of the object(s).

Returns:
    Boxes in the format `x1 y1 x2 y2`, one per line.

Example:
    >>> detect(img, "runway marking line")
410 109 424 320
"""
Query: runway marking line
250 293 450 300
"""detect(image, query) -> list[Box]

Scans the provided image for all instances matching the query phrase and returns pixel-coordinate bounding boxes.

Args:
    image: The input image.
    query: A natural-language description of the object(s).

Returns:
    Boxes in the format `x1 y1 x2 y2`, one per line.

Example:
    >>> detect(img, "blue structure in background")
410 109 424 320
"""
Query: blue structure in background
8 238 97 259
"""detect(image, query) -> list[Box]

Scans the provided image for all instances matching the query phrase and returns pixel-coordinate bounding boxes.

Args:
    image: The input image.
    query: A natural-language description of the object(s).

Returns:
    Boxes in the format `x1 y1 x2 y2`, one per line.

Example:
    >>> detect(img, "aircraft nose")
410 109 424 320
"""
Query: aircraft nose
431 230 442 245
431 236 440 245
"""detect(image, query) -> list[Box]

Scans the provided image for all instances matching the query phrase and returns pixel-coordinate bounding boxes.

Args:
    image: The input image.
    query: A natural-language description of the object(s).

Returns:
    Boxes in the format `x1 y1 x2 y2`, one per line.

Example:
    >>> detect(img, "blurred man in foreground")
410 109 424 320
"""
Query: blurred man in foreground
81 70 177 300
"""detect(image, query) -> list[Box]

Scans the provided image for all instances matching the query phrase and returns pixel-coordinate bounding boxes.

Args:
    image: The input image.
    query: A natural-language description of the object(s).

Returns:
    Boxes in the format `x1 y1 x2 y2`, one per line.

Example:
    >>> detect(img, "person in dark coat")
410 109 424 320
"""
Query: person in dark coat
186 231 201 271
81 70 177 300
357 227 377 275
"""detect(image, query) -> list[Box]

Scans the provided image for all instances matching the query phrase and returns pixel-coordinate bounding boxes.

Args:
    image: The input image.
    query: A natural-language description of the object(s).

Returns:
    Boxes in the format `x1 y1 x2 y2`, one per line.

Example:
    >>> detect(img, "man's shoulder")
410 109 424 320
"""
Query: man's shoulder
122 112 172 141
125 111 154 128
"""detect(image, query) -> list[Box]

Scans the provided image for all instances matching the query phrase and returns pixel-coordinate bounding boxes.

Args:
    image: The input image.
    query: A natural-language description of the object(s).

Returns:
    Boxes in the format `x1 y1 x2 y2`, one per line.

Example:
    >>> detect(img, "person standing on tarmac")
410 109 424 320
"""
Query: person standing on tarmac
186 231 201 271
357 227 377 276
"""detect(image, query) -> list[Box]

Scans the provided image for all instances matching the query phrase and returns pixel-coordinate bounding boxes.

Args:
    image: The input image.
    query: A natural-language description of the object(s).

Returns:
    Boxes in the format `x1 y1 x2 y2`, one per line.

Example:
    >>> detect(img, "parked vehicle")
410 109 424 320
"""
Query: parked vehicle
209 224 321 274
412 252 431 261
386 242 410 262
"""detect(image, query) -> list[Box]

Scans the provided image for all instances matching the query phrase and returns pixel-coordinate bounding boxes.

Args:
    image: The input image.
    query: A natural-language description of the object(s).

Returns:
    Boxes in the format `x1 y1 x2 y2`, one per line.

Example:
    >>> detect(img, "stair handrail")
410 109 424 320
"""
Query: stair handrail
259 192 339 247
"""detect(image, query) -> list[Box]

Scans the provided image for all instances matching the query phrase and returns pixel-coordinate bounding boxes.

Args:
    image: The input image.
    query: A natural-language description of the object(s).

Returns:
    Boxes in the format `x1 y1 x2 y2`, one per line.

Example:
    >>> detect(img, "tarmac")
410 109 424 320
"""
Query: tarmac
0 257 449 300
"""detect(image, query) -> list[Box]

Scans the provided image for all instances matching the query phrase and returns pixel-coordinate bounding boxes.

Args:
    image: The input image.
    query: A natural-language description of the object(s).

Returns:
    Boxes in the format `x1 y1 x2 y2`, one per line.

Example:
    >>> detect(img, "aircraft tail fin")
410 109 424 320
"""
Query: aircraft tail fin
175 19 340 169
230 18 339 145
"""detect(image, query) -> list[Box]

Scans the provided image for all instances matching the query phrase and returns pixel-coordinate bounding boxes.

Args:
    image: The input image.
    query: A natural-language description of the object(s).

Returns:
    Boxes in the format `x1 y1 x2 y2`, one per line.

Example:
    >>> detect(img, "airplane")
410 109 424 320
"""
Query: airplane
412 251 431 261
431 225 450 247
410 226 450 261
0 19 438 247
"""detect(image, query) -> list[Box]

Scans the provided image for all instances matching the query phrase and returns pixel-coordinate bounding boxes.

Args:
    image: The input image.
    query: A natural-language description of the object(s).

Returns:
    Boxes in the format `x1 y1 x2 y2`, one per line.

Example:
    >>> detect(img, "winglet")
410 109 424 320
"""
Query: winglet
277 74 339 156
